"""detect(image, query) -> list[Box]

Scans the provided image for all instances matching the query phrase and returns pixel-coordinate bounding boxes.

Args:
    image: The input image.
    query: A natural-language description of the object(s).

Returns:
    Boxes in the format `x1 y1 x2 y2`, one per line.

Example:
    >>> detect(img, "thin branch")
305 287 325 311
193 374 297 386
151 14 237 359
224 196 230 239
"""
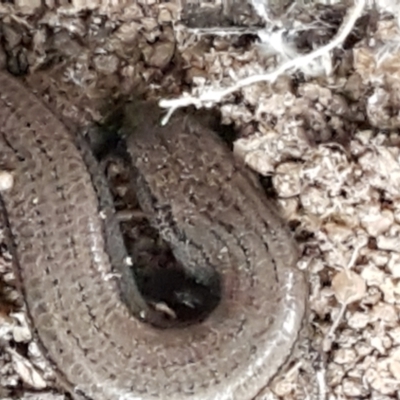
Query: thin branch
159 0 366 125
187 26 261 37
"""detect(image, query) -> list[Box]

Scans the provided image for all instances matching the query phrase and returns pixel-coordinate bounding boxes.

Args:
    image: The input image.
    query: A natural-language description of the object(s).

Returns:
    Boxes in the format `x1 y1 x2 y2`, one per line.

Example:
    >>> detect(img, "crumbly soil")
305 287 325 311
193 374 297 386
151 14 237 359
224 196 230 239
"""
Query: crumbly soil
1 1 400 399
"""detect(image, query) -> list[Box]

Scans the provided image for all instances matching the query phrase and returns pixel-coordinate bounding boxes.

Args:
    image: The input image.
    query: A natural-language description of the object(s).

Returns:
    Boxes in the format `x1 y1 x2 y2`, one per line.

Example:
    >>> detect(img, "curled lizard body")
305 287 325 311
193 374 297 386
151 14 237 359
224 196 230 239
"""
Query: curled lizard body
0 71 307 400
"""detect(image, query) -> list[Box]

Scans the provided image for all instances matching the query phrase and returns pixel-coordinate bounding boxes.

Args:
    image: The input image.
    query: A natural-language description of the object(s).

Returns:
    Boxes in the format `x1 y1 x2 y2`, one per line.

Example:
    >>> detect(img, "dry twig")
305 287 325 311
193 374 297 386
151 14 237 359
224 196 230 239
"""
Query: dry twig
159 0 367 124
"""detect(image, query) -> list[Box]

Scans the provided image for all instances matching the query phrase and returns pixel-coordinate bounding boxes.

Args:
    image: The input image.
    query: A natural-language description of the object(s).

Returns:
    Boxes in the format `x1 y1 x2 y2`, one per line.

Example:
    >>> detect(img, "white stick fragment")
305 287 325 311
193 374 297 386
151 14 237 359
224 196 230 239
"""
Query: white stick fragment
159 0 366 124
187 26 261 37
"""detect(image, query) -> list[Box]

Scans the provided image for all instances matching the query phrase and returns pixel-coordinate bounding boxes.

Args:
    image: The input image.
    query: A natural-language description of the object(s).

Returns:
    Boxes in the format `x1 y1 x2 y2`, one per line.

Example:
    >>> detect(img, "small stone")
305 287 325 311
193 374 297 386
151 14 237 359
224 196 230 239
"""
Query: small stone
359 206 394 237
361 264 385 286
0 171 14 191
376 235 400 252
342 377 369 397
273 162 302 198
332 270 366 305
347 311 370 330
333 348 357 364
300 186 331 216
158 7 172 23
142 41 175 69
371 303 398 325
93 54 119 75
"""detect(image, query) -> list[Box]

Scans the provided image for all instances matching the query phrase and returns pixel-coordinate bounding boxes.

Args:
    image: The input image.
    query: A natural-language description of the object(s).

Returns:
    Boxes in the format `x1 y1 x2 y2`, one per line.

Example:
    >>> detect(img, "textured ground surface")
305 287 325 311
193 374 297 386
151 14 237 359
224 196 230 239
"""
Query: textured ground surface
0 1 400 399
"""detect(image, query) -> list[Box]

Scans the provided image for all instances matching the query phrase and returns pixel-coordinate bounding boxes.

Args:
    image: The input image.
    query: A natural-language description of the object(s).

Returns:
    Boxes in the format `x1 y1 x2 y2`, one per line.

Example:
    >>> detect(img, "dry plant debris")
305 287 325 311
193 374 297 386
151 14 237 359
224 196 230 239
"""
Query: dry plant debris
0 0 400 399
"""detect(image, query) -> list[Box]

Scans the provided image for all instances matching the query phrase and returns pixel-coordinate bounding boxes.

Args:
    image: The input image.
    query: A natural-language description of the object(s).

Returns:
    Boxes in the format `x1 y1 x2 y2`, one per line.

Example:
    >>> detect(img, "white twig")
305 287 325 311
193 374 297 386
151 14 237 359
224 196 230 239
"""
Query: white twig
187 26 260 37
250 0 271 23
316 367 327 400
159 0 366 124
326 302 346 341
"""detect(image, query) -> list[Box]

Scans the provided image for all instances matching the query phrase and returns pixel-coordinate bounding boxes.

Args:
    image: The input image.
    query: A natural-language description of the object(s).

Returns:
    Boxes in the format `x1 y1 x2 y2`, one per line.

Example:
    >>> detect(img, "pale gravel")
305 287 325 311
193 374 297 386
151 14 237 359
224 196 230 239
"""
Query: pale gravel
0 1 400 399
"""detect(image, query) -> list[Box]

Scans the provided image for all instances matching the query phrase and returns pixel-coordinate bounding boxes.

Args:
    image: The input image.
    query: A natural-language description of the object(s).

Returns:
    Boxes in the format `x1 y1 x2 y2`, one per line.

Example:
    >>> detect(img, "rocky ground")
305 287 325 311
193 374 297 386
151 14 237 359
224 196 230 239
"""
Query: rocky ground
0 1 400 399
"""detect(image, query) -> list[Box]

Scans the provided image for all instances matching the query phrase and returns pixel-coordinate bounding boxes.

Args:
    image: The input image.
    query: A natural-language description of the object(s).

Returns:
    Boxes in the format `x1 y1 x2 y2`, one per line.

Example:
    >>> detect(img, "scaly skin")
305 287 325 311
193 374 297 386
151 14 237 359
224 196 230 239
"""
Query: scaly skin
0 72 307 400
